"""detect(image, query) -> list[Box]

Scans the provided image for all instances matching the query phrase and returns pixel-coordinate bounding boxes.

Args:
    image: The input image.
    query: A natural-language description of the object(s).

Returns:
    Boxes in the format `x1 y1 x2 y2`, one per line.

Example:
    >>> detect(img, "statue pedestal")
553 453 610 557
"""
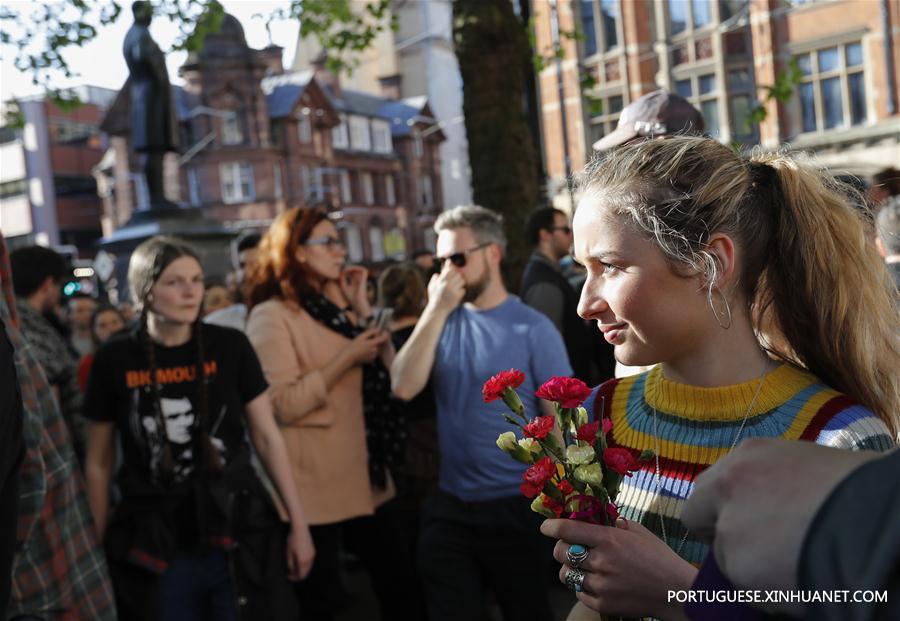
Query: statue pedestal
100 203 236 301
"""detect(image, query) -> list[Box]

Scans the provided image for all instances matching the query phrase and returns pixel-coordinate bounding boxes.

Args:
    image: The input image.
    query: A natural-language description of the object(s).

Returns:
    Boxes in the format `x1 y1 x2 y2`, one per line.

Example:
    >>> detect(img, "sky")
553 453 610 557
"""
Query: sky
0 1 301 101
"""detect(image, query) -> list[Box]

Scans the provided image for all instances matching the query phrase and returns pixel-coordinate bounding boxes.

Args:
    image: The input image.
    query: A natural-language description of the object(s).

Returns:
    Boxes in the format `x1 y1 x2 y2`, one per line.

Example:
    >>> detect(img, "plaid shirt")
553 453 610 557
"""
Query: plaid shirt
1 236 116 620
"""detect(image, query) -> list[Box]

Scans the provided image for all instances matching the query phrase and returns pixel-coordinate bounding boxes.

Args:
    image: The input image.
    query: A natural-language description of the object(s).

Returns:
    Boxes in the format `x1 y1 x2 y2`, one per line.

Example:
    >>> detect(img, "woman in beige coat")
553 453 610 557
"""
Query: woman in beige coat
245 208 420 621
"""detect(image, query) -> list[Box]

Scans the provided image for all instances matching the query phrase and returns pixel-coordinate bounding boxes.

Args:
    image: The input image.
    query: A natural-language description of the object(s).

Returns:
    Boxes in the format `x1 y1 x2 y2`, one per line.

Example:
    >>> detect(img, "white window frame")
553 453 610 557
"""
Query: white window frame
672 71 720 137
273 164 283 199
794 41 867 135
343 223 364 262
332 114 349 149
340 170 353 204
221 111 243 145
349 115 371 151
587 93 626 148
220 161 255 204
371 119 392 153
668 0 718 38
419 175 433 206
187 167 201 205
297 111 312 144
369 226 385 261
361 172 375 205
384 174 396 206
579 0 622 58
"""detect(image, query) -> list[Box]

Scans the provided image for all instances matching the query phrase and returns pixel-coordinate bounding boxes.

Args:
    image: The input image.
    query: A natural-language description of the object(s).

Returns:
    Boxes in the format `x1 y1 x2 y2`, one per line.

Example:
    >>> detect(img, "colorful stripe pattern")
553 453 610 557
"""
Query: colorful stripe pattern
586 364 895 566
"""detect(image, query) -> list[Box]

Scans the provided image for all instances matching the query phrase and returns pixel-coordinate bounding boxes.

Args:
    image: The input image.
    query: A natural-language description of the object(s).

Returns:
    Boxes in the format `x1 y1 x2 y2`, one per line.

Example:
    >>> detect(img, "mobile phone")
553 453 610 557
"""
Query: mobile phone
373 308 394 331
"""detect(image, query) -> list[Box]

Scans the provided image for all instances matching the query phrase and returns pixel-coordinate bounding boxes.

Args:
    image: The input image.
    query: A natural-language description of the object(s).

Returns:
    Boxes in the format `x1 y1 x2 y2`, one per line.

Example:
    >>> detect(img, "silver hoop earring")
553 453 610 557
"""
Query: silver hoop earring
709 286 733 330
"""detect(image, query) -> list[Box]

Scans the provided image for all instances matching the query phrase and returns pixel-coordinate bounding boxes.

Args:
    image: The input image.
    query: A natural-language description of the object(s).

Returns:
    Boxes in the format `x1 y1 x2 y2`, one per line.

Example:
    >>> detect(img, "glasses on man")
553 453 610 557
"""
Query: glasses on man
435 242 491 269
305 236 345 250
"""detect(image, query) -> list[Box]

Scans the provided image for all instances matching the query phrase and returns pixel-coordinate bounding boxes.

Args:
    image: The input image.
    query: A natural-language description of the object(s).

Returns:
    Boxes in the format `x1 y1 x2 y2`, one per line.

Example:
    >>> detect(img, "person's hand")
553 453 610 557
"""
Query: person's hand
541 518 696 620
339 265 371 316
426 266 465 314
681 438 878 606
286 524 315 581
347 328 391 365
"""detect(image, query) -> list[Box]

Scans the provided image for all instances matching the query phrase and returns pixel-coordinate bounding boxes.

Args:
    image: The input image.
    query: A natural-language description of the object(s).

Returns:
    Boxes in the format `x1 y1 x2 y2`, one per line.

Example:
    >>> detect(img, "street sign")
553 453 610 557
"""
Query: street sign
93 250 115 282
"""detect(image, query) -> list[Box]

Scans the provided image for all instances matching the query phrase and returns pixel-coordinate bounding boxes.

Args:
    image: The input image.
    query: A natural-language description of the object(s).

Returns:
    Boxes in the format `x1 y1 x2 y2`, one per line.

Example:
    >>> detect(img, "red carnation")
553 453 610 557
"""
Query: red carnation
603 447 641 476
606 502 620 522
520 482 543 498
523 416 555 440
557 479 574 497
482 369 526 403
603 418 613 435
542 494 564 518
575 421 601 443
535 377 593 408
522 456 556 493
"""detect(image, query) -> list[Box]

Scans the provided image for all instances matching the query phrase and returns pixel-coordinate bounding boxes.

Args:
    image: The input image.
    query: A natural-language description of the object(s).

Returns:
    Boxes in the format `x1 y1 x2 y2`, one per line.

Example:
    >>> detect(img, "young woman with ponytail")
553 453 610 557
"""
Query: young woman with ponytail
83 236 314 621
539 136 899 621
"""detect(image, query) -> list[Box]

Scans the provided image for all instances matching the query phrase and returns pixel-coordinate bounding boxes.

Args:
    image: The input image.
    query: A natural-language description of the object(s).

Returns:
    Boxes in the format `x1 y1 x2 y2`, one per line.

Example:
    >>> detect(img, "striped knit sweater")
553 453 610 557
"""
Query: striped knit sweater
583 363 896 566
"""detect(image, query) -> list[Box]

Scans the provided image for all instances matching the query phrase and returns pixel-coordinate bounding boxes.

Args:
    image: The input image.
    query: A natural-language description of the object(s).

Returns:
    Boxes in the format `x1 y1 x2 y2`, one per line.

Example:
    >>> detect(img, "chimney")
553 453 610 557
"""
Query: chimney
378 74 402 100
311 51 341 98
257 45 284 76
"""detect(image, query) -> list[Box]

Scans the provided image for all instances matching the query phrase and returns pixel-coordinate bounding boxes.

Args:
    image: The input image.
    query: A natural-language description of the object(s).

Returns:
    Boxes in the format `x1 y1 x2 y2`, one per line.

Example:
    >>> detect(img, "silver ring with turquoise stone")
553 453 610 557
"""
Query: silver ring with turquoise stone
565 543 590 569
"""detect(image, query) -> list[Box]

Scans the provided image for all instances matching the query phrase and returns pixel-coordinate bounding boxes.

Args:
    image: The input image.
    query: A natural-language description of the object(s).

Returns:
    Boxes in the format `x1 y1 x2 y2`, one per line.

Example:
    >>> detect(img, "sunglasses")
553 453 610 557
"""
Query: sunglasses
305 235 345 250
435 242 491 269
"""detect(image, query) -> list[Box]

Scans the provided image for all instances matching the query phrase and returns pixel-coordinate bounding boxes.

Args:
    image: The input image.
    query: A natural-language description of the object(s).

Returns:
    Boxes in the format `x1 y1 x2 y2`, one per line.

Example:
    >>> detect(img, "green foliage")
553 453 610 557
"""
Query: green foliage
749 59 804 126
0 0 394 106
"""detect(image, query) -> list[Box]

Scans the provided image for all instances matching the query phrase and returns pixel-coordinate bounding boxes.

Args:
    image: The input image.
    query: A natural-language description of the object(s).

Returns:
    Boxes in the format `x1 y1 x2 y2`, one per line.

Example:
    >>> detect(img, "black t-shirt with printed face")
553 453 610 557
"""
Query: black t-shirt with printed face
84 323 268 491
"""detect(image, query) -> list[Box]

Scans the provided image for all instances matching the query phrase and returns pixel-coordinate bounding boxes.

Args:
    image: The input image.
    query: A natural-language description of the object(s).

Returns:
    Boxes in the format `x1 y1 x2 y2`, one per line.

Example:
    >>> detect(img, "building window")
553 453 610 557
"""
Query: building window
588 94 625 147
332 114 349 149
369 226 385 261
692 0 711 27
187 168 200 205
579 0 620 56
221 112 243 145
727 67 757 141
385 174 396 205
301 165 324 201
343 222 364 262
669 0 688 35
349 115 371 151
673 72 719 136
371 119 392 153
361 172 375 205
795 41 866 133
297 111 312 144
340 170 352 204
419 176 433 206
273 164 283 199
220 162 255 204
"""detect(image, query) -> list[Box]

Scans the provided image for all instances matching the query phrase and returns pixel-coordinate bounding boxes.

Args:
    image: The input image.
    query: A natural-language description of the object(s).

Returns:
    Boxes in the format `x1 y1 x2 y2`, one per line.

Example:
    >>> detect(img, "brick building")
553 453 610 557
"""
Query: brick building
1 85 116 251
533 0 900 208
98 13 445 263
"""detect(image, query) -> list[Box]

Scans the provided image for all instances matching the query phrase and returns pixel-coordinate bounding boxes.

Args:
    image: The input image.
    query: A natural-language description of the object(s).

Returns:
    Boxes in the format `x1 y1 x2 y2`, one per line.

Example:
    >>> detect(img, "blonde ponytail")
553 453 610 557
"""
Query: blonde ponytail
752 152 900 436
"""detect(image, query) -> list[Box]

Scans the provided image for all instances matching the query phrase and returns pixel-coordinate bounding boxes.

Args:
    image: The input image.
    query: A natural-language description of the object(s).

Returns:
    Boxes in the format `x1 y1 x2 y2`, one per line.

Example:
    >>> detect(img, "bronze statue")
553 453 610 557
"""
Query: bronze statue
123 1 180 209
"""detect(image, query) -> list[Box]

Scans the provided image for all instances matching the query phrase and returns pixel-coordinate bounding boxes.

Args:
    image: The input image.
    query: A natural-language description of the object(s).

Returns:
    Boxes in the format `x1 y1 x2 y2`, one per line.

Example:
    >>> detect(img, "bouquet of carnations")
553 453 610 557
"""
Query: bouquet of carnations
483 369 652 525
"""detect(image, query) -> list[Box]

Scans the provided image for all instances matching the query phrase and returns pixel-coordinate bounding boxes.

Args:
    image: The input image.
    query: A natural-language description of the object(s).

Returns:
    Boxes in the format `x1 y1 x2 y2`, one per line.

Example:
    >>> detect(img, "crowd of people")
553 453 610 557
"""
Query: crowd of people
1 90 899 621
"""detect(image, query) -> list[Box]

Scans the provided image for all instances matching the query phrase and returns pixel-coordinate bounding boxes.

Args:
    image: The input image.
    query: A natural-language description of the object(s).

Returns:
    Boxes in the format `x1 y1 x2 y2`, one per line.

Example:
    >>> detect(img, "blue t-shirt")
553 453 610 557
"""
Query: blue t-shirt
432 295 572 501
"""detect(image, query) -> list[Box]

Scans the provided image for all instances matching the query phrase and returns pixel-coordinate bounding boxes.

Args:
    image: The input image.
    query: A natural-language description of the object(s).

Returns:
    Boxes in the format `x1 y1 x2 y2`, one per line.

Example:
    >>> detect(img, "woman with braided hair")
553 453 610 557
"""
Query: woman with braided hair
83 236 314 621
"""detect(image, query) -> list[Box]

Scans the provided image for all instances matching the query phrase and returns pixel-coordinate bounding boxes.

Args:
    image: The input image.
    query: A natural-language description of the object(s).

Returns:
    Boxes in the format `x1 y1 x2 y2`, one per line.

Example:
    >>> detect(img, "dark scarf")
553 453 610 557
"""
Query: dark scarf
301 293 406 490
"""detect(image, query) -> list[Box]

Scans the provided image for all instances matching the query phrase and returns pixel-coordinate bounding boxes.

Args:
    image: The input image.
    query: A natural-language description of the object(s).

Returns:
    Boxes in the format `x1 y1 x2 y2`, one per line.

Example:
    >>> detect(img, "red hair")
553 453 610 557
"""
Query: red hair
246 208 330 309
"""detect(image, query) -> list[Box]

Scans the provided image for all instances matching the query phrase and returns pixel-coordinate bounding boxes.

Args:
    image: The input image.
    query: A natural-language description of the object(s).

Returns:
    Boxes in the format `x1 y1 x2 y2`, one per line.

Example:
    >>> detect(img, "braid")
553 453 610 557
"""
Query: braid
140 310 175 482
193 319 223 476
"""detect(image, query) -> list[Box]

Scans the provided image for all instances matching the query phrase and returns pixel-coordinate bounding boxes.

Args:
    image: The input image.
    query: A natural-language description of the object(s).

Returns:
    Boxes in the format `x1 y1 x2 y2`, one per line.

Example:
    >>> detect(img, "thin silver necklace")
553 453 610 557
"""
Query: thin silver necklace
651 360 771 555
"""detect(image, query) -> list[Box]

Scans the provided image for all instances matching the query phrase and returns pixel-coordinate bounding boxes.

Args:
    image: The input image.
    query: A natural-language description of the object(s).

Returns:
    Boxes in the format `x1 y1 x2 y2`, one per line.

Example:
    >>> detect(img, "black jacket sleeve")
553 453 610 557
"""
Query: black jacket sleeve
799 449 900 621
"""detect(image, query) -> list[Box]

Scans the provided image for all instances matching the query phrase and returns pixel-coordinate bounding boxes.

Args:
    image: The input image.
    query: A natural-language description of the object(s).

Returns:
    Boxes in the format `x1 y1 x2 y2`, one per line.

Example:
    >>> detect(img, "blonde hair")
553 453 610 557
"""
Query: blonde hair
576 136 900 435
